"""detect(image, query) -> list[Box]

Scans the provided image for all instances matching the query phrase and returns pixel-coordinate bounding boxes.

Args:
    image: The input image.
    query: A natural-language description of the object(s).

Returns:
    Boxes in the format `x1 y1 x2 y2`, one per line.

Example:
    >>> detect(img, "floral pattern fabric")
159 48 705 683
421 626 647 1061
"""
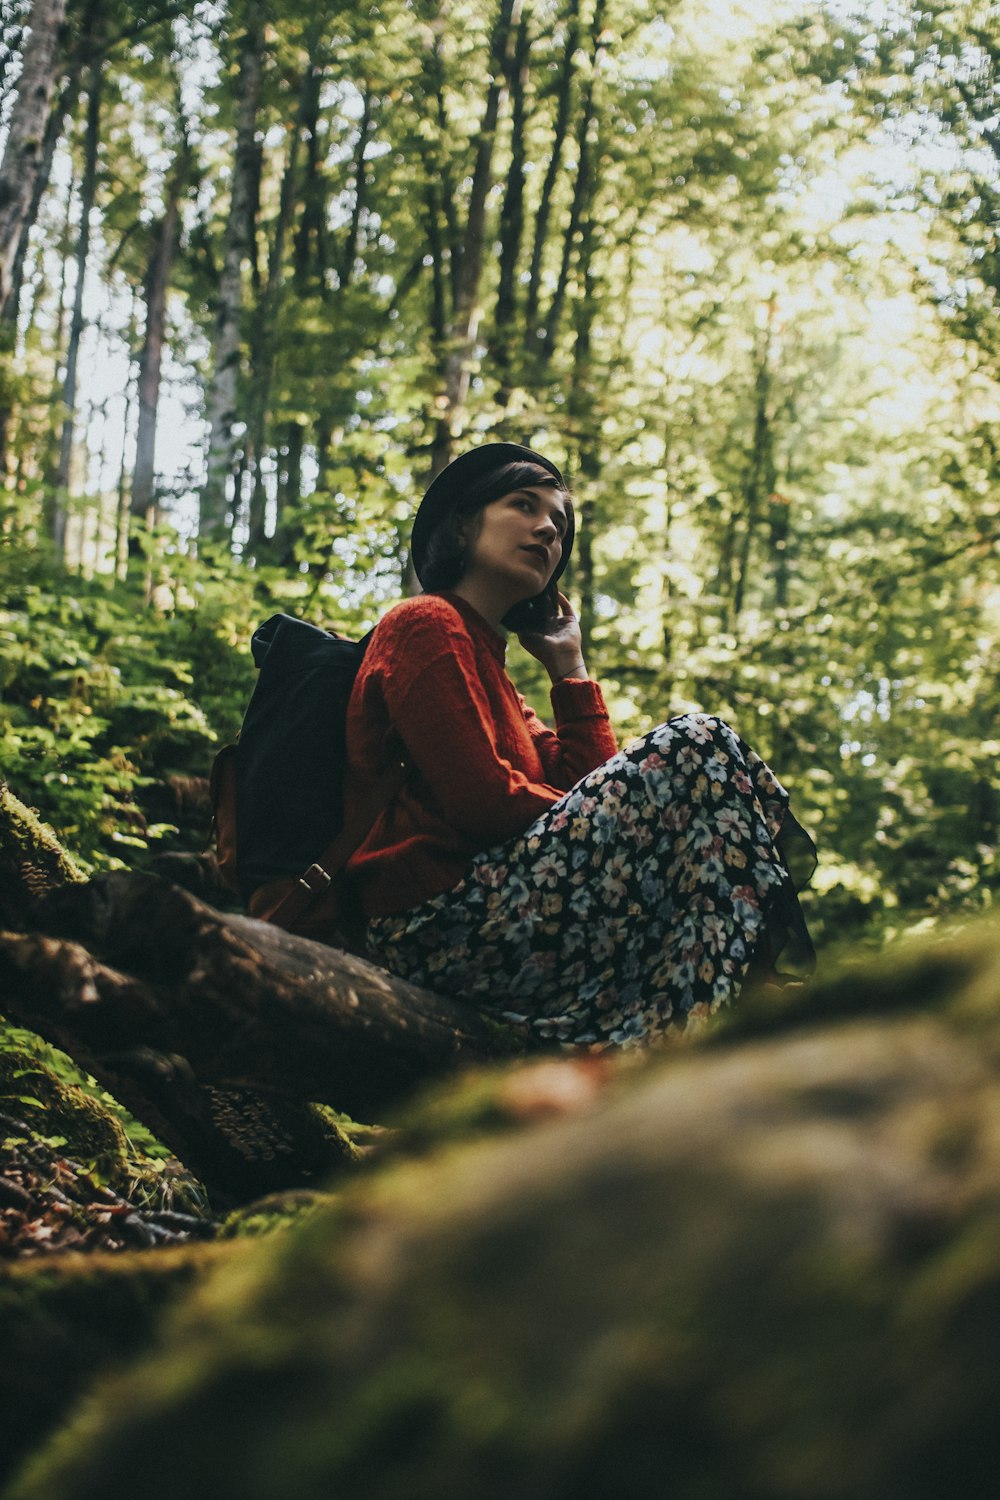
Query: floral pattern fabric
365 714 815 1050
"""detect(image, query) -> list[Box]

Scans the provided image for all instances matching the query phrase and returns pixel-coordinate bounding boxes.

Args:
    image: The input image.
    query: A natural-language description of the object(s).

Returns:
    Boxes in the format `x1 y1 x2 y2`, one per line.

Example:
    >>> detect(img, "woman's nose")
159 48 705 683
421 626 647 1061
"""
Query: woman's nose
534 518 558 543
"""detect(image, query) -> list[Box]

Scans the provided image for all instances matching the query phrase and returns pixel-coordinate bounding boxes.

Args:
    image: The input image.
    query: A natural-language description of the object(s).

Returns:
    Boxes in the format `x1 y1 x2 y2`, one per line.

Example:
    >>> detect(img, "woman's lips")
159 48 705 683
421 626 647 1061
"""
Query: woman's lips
521 546 549 566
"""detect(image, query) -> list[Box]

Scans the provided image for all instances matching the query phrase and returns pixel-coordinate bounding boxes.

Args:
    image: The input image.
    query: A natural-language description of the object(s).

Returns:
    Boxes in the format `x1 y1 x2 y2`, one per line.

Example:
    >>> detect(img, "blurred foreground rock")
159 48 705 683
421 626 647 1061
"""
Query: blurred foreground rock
7 914 1000 1500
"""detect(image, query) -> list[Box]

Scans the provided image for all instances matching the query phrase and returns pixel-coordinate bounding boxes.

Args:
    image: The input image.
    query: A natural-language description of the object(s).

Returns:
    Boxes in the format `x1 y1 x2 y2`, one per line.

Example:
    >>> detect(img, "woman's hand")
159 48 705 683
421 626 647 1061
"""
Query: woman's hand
517 591 589 683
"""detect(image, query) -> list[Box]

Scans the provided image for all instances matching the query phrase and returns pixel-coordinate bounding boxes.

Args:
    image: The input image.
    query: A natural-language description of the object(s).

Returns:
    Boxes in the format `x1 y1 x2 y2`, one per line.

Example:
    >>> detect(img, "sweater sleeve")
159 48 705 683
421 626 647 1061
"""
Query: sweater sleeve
378 609 567 847
519 680 618 790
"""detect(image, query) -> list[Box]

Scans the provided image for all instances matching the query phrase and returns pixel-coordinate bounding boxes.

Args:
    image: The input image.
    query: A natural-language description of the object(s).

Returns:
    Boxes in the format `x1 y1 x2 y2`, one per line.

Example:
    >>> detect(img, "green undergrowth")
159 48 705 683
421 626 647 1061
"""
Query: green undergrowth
0 1022 207 1215
0 787 87 888
0 553 251 871
0 542 387 874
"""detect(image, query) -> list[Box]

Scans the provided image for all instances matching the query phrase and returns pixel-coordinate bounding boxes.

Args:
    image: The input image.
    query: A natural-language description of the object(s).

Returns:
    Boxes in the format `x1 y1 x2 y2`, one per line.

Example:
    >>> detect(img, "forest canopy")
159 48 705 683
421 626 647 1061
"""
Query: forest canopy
0 0 997 950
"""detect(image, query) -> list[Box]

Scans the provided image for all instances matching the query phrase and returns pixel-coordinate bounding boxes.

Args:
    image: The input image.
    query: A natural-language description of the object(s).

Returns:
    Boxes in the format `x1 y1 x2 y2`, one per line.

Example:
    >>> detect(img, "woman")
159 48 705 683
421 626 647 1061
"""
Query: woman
344 442 815 1047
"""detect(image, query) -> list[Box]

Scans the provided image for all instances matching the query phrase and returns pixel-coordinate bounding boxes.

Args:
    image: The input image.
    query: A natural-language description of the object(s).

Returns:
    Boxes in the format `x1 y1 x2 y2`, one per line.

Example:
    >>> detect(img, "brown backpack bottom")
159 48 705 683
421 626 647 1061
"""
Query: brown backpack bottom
247 877 367 957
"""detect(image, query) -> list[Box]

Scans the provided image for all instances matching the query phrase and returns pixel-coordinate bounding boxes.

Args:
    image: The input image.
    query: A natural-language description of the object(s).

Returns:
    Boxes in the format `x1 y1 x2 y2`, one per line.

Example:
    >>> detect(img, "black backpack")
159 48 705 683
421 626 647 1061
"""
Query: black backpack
211 614 408 935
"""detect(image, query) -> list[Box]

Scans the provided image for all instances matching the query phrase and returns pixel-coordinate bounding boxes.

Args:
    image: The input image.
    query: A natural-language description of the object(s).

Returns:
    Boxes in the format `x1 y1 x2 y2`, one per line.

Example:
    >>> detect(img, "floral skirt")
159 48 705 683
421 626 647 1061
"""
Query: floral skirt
365 714 817 1050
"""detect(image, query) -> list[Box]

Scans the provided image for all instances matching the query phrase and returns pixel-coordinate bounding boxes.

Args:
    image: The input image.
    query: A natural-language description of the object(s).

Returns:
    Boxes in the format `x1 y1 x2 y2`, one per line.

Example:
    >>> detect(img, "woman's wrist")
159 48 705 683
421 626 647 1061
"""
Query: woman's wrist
548 661 589 683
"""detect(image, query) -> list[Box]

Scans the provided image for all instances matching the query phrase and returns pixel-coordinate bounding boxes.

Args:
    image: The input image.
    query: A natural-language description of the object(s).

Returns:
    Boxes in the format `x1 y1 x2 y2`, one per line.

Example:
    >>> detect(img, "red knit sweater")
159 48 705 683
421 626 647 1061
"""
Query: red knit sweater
344 591 619 917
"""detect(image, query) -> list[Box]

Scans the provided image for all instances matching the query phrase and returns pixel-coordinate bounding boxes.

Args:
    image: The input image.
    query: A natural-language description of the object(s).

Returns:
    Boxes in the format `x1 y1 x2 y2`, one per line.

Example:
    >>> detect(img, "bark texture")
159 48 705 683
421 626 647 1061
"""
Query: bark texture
0 0 68 317
130 178 183 526
524 0 580 350
430 0 518 478
52 51 102 557
200 0 264 534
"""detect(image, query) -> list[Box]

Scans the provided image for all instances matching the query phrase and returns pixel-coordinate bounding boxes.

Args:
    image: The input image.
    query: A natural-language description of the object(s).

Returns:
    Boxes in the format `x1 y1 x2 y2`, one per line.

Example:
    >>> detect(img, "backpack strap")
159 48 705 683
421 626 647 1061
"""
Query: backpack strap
266 745 410 932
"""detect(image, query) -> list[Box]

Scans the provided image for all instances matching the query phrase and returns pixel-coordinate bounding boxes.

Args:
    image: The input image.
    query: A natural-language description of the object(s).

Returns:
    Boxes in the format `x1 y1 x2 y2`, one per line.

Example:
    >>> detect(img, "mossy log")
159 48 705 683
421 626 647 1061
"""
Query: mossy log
0 785 86 931
0 872 517 1200
8 916 1000 1500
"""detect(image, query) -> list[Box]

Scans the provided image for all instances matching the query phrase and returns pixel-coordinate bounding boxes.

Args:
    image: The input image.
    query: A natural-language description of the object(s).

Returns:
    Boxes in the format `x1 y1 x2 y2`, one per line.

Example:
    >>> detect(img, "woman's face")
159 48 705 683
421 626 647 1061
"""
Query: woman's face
459 485 570 603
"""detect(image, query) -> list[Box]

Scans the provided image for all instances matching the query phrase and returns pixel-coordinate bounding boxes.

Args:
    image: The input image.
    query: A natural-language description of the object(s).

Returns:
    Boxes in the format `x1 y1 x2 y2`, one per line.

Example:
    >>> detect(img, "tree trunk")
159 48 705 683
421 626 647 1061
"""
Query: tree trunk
492 4 531 400
0 0 68 318
37 155 74 534
246 54 315 553
0 780 86 931
768 490 791 609
2 41 87 338
433 0 518 474
53 52 102 559
524 0 581 353
568 295 598 654
427 36 461 313
658 414 676 692
338 83 375 289
130 184 181 530
314 410 332 494
713 496 738 635
732 307 776 621
200 0 265 536
277 417 303 514
291 50 324 292
111 287 138 577
566 141 602 654
424 179 449 351
0 61 82 478
537 0 605 366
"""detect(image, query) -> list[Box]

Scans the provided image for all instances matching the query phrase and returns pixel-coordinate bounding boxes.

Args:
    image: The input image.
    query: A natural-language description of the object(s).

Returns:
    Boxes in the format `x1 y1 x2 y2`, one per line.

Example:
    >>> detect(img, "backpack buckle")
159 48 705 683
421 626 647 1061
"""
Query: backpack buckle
298 863 332 893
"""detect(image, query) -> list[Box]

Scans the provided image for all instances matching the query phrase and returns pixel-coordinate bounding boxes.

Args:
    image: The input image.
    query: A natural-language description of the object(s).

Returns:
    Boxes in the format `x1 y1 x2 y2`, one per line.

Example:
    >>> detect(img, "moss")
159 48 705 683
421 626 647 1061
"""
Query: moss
0 784 87 926
0 1244 231 1494
471 1010 529 1056
220 1188 339 1239
0 1024 210 1216
0 1049 131 1191
305 1103 380 1163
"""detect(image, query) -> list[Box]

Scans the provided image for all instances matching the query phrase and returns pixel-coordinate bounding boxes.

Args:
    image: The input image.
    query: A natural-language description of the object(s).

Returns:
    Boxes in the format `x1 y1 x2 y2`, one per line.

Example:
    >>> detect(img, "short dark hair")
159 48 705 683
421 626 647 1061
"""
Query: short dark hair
420 461 572 628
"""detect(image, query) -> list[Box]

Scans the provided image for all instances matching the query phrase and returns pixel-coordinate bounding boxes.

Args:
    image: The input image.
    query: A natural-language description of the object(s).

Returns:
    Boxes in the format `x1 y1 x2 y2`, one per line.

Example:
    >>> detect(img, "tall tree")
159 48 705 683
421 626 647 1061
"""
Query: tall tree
523 0 581 352
52 42 101 557
430 0 518 475
200 0 265 536
0 0 67 316
130 128 189 535
492 0 531 400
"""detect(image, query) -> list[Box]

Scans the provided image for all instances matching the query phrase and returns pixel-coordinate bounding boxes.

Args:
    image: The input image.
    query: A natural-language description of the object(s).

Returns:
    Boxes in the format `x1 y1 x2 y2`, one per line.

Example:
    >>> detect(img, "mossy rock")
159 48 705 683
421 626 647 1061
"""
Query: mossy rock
0 1244 231 1494
220 1187 339 1238
7 914 1000 1500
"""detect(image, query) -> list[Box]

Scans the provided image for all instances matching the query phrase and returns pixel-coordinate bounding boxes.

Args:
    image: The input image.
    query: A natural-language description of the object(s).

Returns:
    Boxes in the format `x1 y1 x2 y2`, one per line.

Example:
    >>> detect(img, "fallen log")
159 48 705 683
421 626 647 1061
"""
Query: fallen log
10 871 518 1104
0 784 520 1203
0 872 521 1199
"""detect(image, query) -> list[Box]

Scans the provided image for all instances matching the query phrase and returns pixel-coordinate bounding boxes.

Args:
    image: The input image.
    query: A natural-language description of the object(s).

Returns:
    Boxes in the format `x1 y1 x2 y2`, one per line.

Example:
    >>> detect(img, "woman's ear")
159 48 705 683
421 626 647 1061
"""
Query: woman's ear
454 510 482 551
